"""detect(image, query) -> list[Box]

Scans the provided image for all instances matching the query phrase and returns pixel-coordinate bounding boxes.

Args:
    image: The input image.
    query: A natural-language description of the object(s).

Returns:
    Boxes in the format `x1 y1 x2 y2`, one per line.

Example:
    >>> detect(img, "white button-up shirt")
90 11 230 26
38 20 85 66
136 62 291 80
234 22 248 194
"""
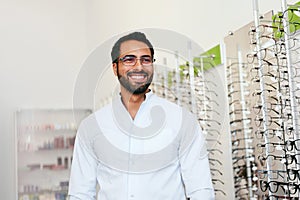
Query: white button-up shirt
68 91 215 200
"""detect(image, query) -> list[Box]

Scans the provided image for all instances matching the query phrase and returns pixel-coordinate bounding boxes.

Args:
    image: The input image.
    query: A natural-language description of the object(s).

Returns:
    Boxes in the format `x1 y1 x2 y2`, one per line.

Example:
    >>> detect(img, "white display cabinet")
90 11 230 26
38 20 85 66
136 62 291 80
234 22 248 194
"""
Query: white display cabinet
16 109 91 200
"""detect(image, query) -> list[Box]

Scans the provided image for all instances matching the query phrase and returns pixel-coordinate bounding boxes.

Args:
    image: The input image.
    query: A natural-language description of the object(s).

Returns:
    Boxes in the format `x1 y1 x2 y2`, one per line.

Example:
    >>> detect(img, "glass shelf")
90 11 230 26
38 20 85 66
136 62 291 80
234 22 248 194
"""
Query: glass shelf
16 108 91 200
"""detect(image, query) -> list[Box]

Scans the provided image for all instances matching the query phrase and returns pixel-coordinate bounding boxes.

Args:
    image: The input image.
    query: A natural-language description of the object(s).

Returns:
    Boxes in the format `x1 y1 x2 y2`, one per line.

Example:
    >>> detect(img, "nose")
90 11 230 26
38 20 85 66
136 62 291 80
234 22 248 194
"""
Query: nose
132 59 143 69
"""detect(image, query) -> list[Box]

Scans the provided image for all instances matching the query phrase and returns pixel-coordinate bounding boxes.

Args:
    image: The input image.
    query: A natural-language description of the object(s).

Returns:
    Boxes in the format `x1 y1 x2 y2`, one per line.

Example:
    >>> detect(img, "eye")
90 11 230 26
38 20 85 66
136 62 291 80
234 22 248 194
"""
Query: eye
122 56 136 63
141 57 152 64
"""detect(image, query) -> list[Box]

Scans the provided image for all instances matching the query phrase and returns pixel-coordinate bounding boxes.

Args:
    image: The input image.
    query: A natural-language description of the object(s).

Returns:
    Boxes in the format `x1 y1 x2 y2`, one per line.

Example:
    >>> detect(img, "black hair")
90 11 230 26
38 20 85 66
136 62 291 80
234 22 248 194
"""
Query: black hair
111 32 154 64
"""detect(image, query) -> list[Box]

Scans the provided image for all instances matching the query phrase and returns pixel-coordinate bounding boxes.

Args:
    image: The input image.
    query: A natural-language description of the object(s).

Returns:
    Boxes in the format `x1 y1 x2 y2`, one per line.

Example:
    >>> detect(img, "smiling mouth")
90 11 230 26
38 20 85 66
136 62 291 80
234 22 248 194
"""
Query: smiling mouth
127 73 148 83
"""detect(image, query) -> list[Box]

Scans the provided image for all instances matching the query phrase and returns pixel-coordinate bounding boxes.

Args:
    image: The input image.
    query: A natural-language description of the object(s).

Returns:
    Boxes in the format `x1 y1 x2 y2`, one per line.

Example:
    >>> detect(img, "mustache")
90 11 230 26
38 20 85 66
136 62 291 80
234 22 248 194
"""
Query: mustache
127 70 148 76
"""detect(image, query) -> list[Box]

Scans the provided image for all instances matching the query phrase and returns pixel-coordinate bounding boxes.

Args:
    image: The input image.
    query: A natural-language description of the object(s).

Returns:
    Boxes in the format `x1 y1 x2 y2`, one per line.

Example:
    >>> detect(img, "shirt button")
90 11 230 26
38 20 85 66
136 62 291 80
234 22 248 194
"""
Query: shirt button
130 194 135 198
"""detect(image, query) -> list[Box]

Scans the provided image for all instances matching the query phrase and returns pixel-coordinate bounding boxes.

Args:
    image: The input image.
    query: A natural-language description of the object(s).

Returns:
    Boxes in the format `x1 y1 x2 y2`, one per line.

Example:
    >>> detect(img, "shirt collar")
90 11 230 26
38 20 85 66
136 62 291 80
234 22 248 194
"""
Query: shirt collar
118 89 154 104
144 89 154 102
113 89 154 124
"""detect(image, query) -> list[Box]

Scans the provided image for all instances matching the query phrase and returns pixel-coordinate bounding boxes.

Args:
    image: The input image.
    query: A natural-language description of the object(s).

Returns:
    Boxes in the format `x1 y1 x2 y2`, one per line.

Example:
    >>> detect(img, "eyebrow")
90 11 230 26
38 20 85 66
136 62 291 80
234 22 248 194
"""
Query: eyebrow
122 54 151 58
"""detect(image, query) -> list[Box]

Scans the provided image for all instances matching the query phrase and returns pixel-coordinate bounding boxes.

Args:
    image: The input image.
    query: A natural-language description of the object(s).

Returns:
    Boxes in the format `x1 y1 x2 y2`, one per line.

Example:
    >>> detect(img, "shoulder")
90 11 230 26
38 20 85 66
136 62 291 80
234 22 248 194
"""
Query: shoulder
150 94 182 112
149 94 197 126
150 94 195 118
77 103 113 140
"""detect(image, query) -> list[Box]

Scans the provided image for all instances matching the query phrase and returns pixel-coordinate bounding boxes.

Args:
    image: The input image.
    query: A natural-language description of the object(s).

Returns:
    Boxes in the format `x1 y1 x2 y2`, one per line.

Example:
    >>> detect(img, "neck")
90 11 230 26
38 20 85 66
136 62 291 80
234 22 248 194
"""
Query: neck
120 87 148 119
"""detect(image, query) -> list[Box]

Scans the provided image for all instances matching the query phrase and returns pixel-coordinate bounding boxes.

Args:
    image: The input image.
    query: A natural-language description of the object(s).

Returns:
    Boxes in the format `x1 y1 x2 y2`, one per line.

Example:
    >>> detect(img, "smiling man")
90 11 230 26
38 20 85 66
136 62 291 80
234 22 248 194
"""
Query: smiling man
68 32 215 200
112 37 154 119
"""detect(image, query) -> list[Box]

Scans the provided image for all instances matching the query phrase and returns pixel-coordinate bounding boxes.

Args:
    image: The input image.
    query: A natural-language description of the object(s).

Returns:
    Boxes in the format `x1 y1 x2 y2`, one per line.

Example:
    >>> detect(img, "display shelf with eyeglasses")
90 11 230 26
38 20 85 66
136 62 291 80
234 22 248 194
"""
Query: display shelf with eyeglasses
150 48 233 199
16 108 92 200
227 59 257 199
224 1 300 198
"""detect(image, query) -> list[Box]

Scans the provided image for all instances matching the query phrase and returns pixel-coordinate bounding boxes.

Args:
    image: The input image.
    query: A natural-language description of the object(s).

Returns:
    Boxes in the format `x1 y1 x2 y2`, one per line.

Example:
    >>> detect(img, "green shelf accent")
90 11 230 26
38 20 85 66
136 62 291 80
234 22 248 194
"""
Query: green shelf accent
178 44 222 79
272 1 300 38
168 70 175 87
197 44 222 71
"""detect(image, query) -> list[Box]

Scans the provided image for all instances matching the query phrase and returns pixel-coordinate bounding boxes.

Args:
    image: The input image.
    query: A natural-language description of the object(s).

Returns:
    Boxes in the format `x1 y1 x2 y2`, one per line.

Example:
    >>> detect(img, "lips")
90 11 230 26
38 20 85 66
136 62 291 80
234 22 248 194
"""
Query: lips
127 72 148 83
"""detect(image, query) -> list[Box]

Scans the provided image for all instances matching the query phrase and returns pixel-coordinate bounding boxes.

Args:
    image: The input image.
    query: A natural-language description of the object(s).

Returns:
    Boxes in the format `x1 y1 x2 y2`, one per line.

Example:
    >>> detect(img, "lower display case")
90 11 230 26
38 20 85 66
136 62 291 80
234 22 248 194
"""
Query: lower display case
16 109 91 200
18 189 68 200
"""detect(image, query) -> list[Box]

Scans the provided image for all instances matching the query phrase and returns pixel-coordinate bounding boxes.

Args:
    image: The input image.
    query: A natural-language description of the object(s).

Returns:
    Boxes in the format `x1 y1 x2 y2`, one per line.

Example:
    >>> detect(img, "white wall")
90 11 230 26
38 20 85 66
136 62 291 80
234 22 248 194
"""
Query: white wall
84 0 293 51
0 1 88 199
0 0 298 199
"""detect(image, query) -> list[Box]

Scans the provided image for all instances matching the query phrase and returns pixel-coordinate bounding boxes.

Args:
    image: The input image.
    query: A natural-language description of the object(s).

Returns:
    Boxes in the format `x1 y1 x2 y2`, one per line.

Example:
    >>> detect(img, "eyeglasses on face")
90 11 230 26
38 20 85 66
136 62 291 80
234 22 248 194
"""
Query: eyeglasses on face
119 55 155 66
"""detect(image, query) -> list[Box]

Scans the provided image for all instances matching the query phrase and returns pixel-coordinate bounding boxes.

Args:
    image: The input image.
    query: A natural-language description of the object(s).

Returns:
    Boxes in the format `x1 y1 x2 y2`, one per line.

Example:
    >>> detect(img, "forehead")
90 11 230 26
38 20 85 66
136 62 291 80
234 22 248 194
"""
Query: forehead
119 40 151 56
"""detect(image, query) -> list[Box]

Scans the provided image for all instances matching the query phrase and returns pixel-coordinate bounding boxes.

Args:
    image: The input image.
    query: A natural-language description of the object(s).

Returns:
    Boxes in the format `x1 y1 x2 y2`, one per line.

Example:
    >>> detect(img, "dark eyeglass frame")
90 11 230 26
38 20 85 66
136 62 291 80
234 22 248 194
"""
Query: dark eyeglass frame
119 55 155 66
214 188 226 196
260 180 300 194
285 153 300 165
287 168 300 181
285 139 300 152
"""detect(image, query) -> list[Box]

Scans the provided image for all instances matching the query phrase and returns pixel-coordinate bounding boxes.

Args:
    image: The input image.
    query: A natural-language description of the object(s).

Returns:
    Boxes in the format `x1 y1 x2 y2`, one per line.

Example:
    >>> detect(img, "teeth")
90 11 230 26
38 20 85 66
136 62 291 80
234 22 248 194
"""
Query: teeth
130 75 145 79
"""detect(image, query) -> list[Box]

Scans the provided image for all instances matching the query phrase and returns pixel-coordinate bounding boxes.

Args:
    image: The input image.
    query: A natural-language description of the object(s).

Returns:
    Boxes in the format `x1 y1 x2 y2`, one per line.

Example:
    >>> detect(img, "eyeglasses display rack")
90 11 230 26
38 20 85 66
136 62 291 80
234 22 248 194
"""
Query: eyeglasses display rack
151 47 234 199
16 108 91 200
224 0 300 199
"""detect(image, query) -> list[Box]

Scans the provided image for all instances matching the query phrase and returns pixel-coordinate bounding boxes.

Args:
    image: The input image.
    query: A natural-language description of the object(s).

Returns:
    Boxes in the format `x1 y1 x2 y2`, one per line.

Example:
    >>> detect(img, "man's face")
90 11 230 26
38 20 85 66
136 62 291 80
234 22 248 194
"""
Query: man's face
113 40 154 94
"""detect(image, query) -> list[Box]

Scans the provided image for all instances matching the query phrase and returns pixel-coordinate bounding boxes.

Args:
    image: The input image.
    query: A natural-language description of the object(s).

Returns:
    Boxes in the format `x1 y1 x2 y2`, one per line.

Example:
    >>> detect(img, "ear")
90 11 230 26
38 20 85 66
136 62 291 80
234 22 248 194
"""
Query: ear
112 63 118 76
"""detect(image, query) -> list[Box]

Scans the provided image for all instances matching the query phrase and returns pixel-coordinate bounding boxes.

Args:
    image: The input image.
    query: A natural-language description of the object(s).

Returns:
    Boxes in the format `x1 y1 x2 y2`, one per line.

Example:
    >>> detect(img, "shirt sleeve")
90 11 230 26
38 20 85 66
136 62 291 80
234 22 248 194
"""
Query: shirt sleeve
179 114 215 200
68 119 98 200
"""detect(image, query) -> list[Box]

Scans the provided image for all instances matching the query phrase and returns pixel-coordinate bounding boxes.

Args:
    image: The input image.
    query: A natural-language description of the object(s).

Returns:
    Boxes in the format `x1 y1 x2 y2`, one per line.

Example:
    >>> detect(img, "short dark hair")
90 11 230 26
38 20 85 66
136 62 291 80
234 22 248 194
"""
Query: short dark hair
111 32 154 64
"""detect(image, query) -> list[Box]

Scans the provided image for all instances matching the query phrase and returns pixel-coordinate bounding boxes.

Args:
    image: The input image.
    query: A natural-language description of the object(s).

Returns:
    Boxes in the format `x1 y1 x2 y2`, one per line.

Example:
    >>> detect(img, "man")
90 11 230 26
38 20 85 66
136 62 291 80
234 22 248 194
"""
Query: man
68 32 215 200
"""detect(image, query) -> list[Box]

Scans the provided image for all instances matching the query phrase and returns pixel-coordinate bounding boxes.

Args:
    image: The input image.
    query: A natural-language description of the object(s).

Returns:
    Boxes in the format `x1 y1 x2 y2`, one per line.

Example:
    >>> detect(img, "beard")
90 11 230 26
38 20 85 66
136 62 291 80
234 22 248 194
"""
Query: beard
117 69 153 94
